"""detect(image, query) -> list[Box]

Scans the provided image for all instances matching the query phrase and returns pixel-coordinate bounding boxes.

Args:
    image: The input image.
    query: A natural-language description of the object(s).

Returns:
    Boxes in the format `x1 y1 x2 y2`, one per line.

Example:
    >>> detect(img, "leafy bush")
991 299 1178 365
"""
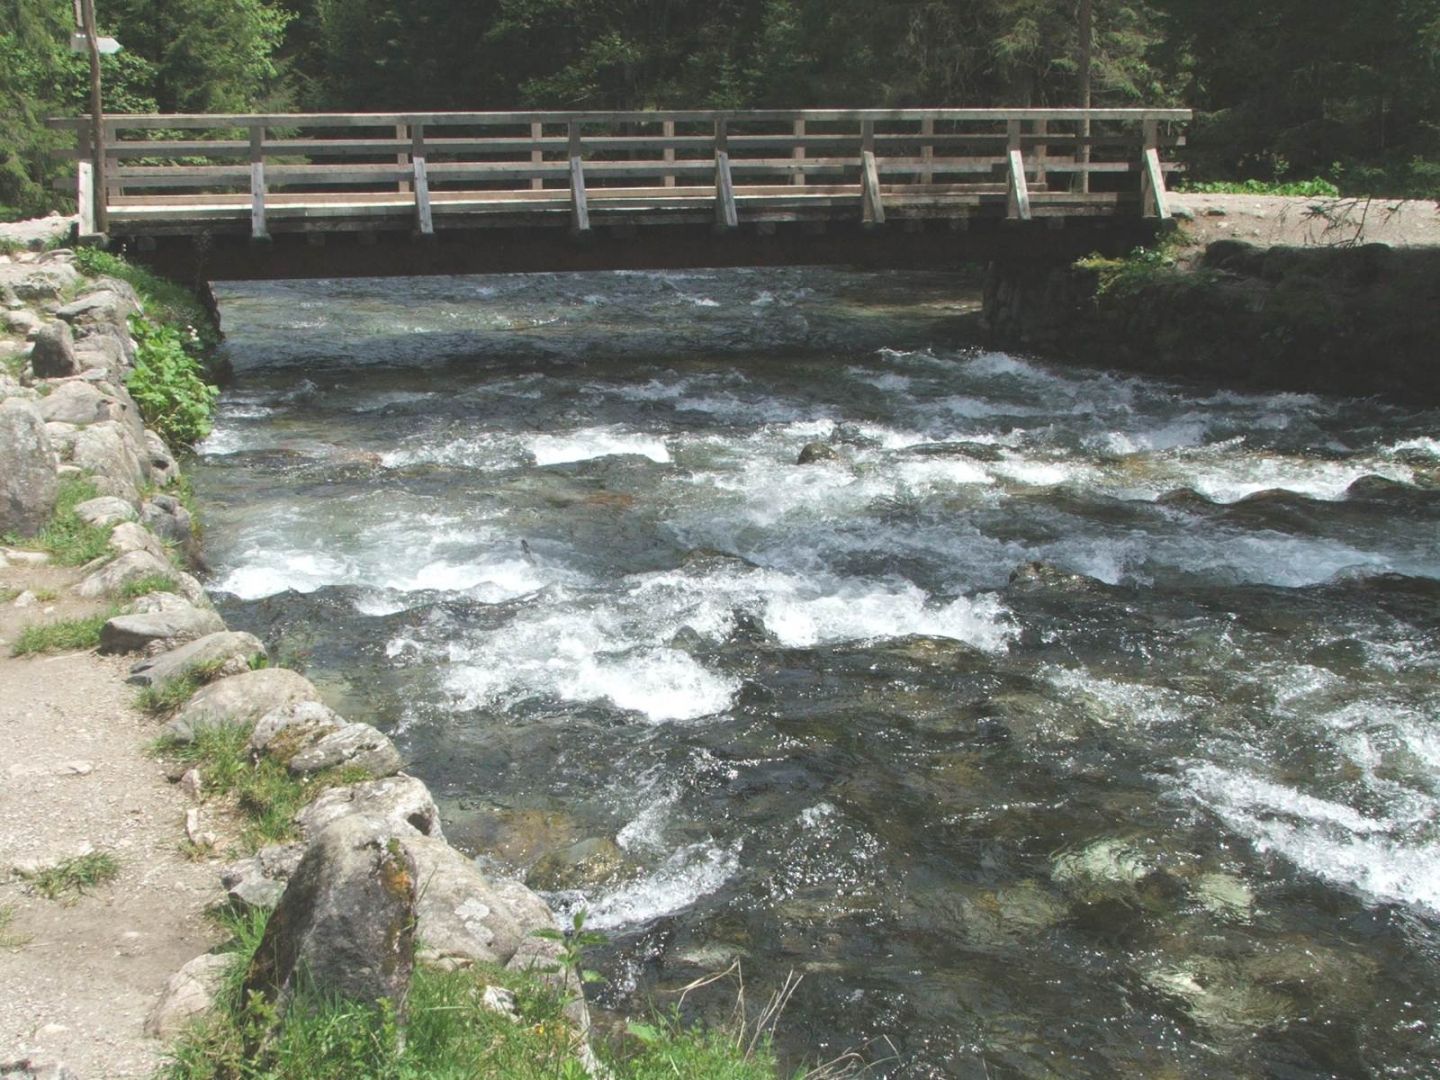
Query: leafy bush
1182 177 1341 198
73 246 219 352
127 313 218 448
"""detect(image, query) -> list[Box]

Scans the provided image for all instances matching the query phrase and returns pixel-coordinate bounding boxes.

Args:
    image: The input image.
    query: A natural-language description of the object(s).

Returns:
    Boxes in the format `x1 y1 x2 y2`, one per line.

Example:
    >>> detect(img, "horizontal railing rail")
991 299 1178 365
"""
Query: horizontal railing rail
49 108 1191 238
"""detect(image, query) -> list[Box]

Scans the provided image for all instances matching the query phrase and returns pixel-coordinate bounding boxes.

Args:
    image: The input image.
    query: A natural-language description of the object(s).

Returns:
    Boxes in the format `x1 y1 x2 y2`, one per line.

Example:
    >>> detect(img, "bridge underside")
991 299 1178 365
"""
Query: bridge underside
123 213 1165 283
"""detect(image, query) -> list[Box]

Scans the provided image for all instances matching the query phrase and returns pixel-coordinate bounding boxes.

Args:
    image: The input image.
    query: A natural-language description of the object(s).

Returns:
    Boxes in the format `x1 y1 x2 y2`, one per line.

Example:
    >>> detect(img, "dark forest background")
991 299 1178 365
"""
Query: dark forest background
4 0 1438 216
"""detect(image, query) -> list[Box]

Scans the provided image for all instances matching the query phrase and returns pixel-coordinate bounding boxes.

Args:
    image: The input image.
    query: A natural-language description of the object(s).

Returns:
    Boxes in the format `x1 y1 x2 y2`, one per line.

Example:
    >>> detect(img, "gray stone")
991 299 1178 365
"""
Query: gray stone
128 630 267 689
242 814 418 1015
143 431 180 487
287 723 403 779
108 520 170 562
76 549 174 600
3 309 42 337
35 380 131 427
55 289 135 337
0 1055 80 1080
220 844 305 911
71 420 147 502
0 261 81 301
404 830 556 972
74 495 137 527
526 836 627 891
72 334 128 379
99 605 226 654
143 952 232 1038
297 775 444 843
128 590 193 615
42 422 77 454
796 440 840 465
166 668 320 743
0 399 58 537
142 495 194 552
249 700 345 758
29 322 77 378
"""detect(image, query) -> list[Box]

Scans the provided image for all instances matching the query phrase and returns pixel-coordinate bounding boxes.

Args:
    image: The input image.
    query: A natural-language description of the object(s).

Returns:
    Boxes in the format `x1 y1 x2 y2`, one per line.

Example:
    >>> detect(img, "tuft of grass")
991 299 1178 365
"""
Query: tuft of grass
11 610 111 656
0 904 32 949
1181 177 1341 198
23 851 120 901
152 724 372 850
1 351 24 380
118 573 180 600
32 587 59 602
134 656 231 716
0 236 26 257
26 475 115 566
0 587 20 604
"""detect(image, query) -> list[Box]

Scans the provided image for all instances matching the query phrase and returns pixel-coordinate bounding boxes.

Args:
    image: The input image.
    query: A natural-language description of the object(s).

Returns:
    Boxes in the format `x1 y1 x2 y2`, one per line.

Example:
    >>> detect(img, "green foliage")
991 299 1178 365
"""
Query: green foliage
73 247 218 352
117 572 180 600
1075 239 1185 297
616 1012 779 1080
21 850 120 901
127 313 219 449
1182 177 1341 197
11 609 113 655
22 475 114 566
532 909 608 990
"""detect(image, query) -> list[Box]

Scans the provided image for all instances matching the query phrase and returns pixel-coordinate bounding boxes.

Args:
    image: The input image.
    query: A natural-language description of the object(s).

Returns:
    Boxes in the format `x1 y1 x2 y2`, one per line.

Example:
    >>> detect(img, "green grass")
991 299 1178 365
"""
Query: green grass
1 351 24 380
0 587 20 604
1181 177 1341 197
0 236 27 257
11 609 113 655
22 851 120 901
134 656 233 716
118 572 180 600
0 905 32 949
13 475 115 566
152 723 372 850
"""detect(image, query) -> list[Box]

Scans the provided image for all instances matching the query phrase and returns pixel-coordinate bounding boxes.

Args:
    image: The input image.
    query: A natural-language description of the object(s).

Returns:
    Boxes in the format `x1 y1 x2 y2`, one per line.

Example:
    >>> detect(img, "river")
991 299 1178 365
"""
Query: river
194 267 1440 1078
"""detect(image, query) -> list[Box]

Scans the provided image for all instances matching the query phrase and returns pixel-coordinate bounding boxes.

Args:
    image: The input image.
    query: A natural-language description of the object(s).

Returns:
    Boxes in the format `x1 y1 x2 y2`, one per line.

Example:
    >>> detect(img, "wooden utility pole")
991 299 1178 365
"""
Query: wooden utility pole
1079 0 1093 193
79 0 107 233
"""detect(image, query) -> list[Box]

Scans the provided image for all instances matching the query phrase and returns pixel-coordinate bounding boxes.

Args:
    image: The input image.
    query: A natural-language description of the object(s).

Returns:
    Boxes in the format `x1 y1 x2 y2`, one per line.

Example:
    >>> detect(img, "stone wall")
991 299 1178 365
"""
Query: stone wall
981 241 1440 401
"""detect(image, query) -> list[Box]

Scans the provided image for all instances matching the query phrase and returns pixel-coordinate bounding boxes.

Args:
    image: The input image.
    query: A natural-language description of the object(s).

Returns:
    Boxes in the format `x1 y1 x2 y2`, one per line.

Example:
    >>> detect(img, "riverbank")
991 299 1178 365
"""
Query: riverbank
982 194 1440 401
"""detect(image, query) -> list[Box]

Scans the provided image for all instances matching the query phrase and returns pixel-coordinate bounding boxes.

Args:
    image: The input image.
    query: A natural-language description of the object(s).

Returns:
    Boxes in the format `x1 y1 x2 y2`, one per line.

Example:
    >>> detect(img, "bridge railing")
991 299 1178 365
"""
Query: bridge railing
49 108 1190 237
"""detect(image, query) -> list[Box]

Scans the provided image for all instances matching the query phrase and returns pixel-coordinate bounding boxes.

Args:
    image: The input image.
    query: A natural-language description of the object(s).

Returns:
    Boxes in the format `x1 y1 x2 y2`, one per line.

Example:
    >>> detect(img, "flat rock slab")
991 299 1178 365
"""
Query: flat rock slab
287 722 403 778
73 495 137 527
165 668 320 743
297 775 444 842
128 630 266 689
76 550 174 600
99 606 226 654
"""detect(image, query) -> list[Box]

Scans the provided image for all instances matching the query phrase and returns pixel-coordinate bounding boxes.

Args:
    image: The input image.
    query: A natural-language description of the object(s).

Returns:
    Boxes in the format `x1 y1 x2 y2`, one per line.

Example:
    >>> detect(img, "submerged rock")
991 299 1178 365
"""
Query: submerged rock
796 441 840 465
525 836 628 891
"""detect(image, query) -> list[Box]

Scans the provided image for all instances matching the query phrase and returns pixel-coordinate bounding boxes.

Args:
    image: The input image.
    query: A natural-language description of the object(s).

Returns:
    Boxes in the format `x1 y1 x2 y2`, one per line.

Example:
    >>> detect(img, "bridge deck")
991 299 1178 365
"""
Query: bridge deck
51 108 1190 242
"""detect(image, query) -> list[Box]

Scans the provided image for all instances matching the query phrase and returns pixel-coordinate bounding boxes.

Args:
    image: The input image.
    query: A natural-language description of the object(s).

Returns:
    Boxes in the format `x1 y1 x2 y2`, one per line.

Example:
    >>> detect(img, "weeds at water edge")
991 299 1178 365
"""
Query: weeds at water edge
21 851 120 902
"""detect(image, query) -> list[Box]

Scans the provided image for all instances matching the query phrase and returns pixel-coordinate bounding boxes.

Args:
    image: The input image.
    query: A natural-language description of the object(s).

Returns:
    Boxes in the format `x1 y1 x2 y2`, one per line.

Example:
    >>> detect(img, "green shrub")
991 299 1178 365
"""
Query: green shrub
72 246 219 352
1182 177 1341 197
127 313 219 448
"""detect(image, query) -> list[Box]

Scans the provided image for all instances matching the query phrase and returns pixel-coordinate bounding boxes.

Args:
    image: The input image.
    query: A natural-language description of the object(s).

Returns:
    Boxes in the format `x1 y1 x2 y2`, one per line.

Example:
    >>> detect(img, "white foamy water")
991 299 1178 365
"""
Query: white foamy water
532 427 672 465
553 841 742 931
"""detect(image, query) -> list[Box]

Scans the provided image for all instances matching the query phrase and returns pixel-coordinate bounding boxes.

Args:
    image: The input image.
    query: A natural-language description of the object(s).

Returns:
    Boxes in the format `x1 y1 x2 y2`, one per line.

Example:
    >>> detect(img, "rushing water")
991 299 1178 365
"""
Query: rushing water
196 267 1440 1078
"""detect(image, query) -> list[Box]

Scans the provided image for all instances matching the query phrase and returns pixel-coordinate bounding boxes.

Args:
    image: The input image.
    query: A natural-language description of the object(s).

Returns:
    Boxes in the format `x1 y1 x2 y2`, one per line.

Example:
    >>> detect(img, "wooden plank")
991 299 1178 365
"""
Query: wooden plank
412 125 433 234
792 119 805 186
77 160 95 236
920 116 934 185
1007 149 1031 221
1143 146 1171 220
396 124 411 193
861 150 885 224
715 151 738 228
531 122 544 191
1033 118 1048 187
249 125 267 239
569 155 589 231
663 120 675 188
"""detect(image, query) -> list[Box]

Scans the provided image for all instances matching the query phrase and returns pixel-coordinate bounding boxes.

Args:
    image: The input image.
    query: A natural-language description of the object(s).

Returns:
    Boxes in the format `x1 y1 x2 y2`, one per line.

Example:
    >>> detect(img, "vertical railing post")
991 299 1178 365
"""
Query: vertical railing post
531 122 545 191
75 124 95 237
920 115 935 186
1006 119 1031 220
249 123 268 240
568 121 589 232
412 123 433 236
396 124 411 193
791 118 806 186
713 117 737 229
662 119 676 189
1033 118 1049 189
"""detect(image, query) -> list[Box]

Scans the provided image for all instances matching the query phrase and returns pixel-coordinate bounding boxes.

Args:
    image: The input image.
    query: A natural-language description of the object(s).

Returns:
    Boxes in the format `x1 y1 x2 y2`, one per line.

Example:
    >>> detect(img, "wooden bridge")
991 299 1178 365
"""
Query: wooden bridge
50 108 1191 279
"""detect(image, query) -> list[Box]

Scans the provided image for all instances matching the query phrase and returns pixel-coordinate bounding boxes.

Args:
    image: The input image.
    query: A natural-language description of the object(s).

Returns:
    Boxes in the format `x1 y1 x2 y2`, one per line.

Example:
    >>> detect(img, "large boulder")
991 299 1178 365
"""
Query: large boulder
0 260 81 301
29 321 77 378
296 775 444 842
143 952 231 1038
74 494 137 526
142 431 180 488
242 814 419 1015
76 549 174 600
128 630 267 689
287 723 403 779
70 420 147 502
99 605 226 654
220 844 305 912
249 700 346 759
165 668 320 743
108 520 170 562
0 398 58 537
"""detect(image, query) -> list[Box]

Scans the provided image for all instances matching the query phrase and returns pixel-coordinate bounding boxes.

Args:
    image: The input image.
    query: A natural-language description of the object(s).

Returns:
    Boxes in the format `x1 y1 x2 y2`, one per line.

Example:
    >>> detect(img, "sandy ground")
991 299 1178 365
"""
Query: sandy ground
1170 193 1440 249
0 563 224 1078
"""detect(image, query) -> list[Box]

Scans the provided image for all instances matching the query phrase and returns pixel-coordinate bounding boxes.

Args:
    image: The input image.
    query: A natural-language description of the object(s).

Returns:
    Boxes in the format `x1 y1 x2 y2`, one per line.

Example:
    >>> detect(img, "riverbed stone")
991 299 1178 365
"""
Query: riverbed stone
297 775 444 842
0 398 58 537
220 843 305 911
143 952 231 1038
76 549 173 600
128 631 267 689
29 322 77 378
166 668 321 743
74 495 137 526
525 837 628 891
286 722 403 779
796 440 840 464
99 605 226 654
243 813 418 1016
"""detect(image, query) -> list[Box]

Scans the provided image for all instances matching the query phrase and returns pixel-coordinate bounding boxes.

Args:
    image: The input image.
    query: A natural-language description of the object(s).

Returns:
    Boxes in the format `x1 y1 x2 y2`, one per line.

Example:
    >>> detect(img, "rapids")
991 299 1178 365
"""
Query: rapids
196 267 1440 1078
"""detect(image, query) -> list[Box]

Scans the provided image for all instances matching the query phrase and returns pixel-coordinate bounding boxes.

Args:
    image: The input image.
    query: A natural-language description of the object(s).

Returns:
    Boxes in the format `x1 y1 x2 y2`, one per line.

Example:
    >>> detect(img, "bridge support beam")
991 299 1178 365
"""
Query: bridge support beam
861 150 886 225
715 152 738 230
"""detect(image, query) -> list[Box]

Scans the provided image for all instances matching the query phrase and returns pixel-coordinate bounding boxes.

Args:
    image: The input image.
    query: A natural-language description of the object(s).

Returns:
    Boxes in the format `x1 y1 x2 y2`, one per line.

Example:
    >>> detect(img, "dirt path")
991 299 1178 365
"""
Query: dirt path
0 566 223 1079
1170 193 1440 249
